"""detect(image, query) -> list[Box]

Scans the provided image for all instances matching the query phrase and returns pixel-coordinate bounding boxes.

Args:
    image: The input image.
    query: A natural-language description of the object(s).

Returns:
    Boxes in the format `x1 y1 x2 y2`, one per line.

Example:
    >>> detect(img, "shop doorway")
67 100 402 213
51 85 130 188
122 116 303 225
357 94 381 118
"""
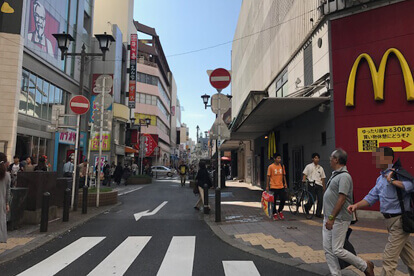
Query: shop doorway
292 146 304 185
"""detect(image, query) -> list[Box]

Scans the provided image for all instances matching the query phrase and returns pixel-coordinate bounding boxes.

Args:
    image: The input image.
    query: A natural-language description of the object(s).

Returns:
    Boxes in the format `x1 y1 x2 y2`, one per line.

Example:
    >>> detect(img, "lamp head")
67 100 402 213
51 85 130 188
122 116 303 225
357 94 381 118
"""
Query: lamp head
52 32 74 60
201 94 210 109
145 117 151 127
94 32 115 61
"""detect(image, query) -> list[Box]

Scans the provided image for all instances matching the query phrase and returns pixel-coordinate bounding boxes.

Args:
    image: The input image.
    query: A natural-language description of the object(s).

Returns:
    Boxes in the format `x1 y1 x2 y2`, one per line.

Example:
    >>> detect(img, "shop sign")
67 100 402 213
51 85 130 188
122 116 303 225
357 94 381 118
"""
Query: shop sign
58 130 86 147
129 34 137 108
357 125 414 152
346 48 414 107
91 132 111 151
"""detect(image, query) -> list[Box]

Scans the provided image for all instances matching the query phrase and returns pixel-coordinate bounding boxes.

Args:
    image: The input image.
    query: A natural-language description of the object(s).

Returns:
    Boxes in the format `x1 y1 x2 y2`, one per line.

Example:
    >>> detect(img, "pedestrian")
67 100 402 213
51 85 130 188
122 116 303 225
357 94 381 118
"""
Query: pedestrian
194 161 212 210
63 157 74 177
348 147 414 275
78 159 88 188
323 148 374 276
102 161 111 186
266 153 287 220
0 152 11 243
122 164 131 185
34 156 48 171
8 156 23 187
24 157 35 172
131 162 138 176
113 162 123 186
178 161 188 187
303 152 326 218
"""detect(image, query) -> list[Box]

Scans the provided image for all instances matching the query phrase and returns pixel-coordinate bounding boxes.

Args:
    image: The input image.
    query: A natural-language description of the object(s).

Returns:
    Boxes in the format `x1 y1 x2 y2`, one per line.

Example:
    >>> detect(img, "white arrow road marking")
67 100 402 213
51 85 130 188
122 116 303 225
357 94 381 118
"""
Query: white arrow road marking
134 201 168 221
222 261 260 276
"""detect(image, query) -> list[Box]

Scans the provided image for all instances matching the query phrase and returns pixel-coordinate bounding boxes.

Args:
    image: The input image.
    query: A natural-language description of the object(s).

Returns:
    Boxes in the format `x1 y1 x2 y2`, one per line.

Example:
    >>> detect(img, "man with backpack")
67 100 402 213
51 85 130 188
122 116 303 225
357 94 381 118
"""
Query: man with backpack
348 147 414 275
178 161 188 187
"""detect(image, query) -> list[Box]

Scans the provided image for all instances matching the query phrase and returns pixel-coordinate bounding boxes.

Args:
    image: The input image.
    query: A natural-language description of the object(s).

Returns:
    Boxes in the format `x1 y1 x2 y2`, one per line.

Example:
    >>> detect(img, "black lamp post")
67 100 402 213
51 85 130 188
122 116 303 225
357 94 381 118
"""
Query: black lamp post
53 31 115 210
201 94 210 109
196 125 200 143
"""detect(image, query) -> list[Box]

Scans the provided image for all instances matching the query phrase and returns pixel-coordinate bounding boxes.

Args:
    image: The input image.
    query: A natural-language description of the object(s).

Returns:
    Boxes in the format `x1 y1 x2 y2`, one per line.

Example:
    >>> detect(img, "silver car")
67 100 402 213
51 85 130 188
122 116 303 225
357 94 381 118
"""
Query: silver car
151 166 174 177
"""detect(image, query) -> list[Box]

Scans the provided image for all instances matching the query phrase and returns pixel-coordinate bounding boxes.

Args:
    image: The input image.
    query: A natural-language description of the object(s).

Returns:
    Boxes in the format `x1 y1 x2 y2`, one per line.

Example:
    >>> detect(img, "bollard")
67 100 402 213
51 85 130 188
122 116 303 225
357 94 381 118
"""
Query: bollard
63 188 71 222
215 187 221 222
203 184 210 214
40 192 50 232
82 185 88 214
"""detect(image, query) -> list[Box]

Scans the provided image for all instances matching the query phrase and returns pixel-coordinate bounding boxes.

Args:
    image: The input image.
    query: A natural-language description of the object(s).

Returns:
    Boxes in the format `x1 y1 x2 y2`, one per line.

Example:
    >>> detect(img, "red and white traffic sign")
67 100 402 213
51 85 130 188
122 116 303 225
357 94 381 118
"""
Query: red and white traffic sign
70 95 90 115
209 68 231 90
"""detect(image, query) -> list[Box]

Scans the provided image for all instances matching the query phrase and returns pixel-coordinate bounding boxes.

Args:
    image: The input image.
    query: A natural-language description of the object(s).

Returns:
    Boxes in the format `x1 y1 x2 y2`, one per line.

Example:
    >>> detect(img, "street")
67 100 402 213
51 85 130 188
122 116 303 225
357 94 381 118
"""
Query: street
0 179 315 276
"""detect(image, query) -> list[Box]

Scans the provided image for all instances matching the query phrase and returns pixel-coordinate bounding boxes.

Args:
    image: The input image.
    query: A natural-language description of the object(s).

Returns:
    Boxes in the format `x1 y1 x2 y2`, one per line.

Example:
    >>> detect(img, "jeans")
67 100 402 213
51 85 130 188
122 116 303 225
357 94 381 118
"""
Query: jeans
270 188 286 214
322 218 367 275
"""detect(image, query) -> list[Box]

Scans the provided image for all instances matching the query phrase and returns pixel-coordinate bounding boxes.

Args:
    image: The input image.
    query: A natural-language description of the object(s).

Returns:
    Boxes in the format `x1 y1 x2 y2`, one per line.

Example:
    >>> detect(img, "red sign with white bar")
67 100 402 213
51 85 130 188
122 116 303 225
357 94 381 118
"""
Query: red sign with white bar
209 68 231 90
70 95 90 115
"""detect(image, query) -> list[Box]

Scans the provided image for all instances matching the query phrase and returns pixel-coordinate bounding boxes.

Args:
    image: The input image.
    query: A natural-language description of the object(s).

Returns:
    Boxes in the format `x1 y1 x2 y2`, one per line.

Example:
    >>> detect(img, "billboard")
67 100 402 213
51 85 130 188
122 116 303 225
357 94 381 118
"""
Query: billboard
331 1 414 208
129 34 137 108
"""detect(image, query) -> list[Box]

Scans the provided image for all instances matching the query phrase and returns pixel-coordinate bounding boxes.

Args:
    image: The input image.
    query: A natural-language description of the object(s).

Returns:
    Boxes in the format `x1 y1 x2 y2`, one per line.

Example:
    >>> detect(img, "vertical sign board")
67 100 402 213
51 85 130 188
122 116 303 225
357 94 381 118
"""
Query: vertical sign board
129 34 137 108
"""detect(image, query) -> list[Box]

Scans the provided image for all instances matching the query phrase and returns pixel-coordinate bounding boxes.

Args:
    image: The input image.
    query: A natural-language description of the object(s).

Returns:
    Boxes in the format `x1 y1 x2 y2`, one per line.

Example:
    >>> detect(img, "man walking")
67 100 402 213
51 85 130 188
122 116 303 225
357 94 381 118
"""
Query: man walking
63 157 74 177
266 153 287 220
348 147 414 275
303 153 326 218
323 148 374 276
179 161 188 187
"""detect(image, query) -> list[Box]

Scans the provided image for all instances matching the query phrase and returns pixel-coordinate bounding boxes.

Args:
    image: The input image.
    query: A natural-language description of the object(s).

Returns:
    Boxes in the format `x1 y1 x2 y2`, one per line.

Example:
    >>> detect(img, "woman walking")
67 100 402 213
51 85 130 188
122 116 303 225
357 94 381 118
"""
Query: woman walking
0 152 11 243
194 162 212 210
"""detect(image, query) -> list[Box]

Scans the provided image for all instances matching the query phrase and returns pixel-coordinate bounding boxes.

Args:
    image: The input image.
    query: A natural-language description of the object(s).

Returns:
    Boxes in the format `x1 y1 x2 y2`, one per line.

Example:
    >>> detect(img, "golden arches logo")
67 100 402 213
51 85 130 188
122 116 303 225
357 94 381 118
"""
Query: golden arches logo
346 48 414 106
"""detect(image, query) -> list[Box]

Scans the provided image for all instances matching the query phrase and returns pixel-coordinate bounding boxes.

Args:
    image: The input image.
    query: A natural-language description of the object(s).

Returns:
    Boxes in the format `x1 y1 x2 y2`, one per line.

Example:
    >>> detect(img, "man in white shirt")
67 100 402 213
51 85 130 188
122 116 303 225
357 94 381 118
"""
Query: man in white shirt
303 152 326 218
63 158 74 177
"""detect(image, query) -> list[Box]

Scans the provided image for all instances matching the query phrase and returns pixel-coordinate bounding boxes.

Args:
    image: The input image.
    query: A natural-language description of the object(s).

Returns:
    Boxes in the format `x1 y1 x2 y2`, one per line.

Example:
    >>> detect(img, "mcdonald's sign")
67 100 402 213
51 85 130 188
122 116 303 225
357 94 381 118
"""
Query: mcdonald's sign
346 48 414 106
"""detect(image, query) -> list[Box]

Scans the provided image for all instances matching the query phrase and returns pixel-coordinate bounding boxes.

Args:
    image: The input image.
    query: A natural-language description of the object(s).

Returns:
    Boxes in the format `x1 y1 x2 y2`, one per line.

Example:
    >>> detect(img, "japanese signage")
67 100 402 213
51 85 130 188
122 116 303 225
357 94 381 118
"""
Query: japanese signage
129 34 137 108
94 155 108 172
58 130 86 147
90 132 111 151
134 134 158 157
346 48 414 107
357 125 414 152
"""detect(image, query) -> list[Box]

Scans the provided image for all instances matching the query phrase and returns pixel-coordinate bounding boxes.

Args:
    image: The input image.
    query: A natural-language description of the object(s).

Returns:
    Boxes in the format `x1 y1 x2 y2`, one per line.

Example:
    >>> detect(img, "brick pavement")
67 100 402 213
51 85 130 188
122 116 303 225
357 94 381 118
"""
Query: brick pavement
206 180 414 276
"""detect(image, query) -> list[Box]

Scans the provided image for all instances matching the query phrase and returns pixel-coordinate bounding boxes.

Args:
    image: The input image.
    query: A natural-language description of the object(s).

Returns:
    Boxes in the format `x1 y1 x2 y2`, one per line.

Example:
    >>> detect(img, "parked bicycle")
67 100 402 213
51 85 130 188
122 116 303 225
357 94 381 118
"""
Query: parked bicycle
288 179 315 219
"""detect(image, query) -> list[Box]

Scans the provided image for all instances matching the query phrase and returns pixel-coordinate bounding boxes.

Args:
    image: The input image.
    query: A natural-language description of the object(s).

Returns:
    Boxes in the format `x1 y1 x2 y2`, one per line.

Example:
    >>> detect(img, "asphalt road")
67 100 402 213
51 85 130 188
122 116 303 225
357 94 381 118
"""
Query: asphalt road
0 178 317 276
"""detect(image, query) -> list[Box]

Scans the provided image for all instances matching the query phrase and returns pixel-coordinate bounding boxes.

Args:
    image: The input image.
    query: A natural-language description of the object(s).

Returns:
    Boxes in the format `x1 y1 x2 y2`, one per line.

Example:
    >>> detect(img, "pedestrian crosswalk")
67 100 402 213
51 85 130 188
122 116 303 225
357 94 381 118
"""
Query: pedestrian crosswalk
16 236 261 276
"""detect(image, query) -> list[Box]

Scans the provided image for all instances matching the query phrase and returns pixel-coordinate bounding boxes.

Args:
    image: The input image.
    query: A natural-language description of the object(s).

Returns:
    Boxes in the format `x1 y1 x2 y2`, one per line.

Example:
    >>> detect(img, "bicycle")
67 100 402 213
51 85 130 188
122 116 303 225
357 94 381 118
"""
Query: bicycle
288 180 315 219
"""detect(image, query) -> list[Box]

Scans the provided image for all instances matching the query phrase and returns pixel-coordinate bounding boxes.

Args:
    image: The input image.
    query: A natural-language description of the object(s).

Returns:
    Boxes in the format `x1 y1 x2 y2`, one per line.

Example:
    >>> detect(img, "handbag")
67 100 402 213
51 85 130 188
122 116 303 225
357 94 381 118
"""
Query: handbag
396 186 414 233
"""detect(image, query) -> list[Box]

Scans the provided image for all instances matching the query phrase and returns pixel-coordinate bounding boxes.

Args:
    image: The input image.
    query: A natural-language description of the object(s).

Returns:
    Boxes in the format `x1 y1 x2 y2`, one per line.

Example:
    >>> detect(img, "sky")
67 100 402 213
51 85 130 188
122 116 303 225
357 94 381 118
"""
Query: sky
134 0 242 142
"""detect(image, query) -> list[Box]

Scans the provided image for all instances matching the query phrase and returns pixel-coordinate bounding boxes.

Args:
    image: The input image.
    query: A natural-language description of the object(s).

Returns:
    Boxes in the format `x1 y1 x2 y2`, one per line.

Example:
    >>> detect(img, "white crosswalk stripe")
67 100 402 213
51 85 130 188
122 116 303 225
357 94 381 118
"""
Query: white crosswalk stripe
87 236 151 276
16 236 261 276
223 261 261 276
157 236 196 276
17 237 106 276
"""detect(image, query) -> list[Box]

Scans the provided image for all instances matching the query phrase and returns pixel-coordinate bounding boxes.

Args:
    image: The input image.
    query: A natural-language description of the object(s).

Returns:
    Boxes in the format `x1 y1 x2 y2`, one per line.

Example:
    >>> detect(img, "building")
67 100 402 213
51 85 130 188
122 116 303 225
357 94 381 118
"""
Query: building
229 0 414 212
0 0 96 170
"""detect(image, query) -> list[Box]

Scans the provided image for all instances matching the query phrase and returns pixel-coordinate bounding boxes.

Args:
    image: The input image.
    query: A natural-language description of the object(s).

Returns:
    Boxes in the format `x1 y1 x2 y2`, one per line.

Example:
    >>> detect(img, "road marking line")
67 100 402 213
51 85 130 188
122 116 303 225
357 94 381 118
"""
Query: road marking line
223 261 260 276
87 236 151 276
118 186 144 196
157 236 195 276
17 237 105 276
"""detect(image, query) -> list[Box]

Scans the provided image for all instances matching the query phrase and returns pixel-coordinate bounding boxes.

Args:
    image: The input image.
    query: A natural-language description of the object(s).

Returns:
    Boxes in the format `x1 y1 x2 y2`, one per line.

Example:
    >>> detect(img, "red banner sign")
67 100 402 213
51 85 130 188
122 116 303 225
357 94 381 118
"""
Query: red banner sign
129 34 137 108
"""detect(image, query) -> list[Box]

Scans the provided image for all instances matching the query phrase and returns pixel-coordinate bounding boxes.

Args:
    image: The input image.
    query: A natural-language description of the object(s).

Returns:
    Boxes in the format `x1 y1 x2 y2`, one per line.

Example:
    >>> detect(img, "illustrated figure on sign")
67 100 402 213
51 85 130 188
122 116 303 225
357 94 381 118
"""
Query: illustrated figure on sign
27 1 54 57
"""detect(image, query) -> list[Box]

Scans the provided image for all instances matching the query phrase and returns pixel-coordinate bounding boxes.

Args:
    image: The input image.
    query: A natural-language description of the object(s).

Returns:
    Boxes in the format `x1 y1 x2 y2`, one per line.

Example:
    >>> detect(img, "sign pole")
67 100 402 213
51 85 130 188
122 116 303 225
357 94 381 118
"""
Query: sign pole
85 123 93 188
216 89 222 222
71 114 80 209
97 77 106 207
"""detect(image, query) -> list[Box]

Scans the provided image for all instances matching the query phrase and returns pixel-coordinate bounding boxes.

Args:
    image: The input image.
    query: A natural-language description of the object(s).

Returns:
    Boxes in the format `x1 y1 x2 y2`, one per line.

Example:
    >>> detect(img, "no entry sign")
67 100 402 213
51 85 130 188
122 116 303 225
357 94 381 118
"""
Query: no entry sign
209 68 231 90
70 95 90 115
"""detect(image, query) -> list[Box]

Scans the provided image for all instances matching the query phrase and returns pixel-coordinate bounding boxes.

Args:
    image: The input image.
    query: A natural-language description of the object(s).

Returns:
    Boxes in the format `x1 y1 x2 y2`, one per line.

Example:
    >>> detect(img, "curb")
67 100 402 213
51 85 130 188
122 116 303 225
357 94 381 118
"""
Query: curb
204 214 326 276
0 202 122 266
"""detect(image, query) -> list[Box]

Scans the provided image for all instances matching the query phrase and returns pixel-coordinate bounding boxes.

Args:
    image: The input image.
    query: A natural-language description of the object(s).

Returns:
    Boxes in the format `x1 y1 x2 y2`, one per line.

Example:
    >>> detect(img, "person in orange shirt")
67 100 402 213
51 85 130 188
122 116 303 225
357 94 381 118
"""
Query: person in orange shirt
266 153 287 220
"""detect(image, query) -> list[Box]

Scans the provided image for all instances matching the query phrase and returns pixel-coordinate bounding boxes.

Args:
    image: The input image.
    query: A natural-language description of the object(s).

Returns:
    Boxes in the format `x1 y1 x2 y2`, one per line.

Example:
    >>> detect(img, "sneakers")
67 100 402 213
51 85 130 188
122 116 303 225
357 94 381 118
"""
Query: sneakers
273 212 285 220
364 260 375 276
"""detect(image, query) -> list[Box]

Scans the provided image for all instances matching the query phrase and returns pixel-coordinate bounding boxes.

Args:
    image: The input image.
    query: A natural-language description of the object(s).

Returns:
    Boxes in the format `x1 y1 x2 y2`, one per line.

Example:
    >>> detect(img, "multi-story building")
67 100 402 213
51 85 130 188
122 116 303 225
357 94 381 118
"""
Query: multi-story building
229 0 414 212
0 0 96 170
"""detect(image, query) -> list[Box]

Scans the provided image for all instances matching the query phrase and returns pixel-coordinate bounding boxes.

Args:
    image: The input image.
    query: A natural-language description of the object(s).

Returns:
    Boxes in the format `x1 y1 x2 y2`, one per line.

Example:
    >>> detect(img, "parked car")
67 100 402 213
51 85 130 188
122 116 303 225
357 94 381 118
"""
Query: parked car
151 166 174 177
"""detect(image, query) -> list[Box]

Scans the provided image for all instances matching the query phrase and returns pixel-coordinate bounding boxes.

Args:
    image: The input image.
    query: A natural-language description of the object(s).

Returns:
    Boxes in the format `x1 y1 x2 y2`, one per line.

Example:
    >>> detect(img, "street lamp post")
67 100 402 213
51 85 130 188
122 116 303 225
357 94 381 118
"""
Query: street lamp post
196 125 200 143
53 31 115 210
138 118 151 175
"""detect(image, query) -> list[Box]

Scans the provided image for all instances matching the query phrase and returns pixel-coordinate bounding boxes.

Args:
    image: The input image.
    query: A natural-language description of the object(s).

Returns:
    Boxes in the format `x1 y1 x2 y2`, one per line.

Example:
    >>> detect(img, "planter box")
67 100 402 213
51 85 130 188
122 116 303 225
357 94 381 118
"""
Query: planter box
78 190 118 207
126 177 152 185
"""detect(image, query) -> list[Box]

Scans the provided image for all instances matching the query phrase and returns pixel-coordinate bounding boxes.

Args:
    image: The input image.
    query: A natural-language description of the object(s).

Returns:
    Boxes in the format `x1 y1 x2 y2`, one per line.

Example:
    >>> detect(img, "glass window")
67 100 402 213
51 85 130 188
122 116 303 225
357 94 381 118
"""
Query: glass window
34 77 43 118
145 95 151 105
19 70 30 114
152 77 158 86
48 84 55 120
41 82 49 120
146 74 151 84
27 73 36 116
151 95 157 106
55 88 62 105
32 136 39 163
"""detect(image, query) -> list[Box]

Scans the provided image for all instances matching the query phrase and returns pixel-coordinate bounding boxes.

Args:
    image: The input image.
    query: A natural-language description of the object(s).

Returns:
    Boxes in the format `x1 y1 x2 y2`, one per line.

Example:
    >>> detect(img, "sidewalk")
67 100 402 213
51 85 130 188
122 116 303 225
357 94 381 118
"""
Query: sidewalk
205 180 414 276
0 185 136 265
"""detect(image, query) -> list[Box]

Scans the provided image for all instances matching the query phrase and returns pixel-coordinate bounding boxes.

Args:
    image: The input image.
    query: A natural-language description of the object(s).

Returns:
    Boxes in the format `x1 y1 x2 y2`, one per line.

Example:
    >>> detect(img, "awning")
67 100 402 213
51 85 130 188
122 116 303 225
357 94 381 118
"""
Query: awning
219 140 242 151
125 146 139 154
231 97 330 140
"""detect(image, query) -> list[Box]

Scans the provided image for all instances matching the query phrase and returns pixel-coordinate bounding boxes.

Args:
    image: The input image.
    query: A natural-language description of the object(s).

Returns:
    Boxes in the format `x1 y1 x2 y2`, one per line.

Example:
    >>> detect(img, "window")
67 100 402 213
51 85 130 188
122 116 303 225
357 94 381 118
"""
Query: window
158 81 171 107
275 71 288 97
137 72 158 86
304 43 313 86
157 99 170 120
20 69 70 121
